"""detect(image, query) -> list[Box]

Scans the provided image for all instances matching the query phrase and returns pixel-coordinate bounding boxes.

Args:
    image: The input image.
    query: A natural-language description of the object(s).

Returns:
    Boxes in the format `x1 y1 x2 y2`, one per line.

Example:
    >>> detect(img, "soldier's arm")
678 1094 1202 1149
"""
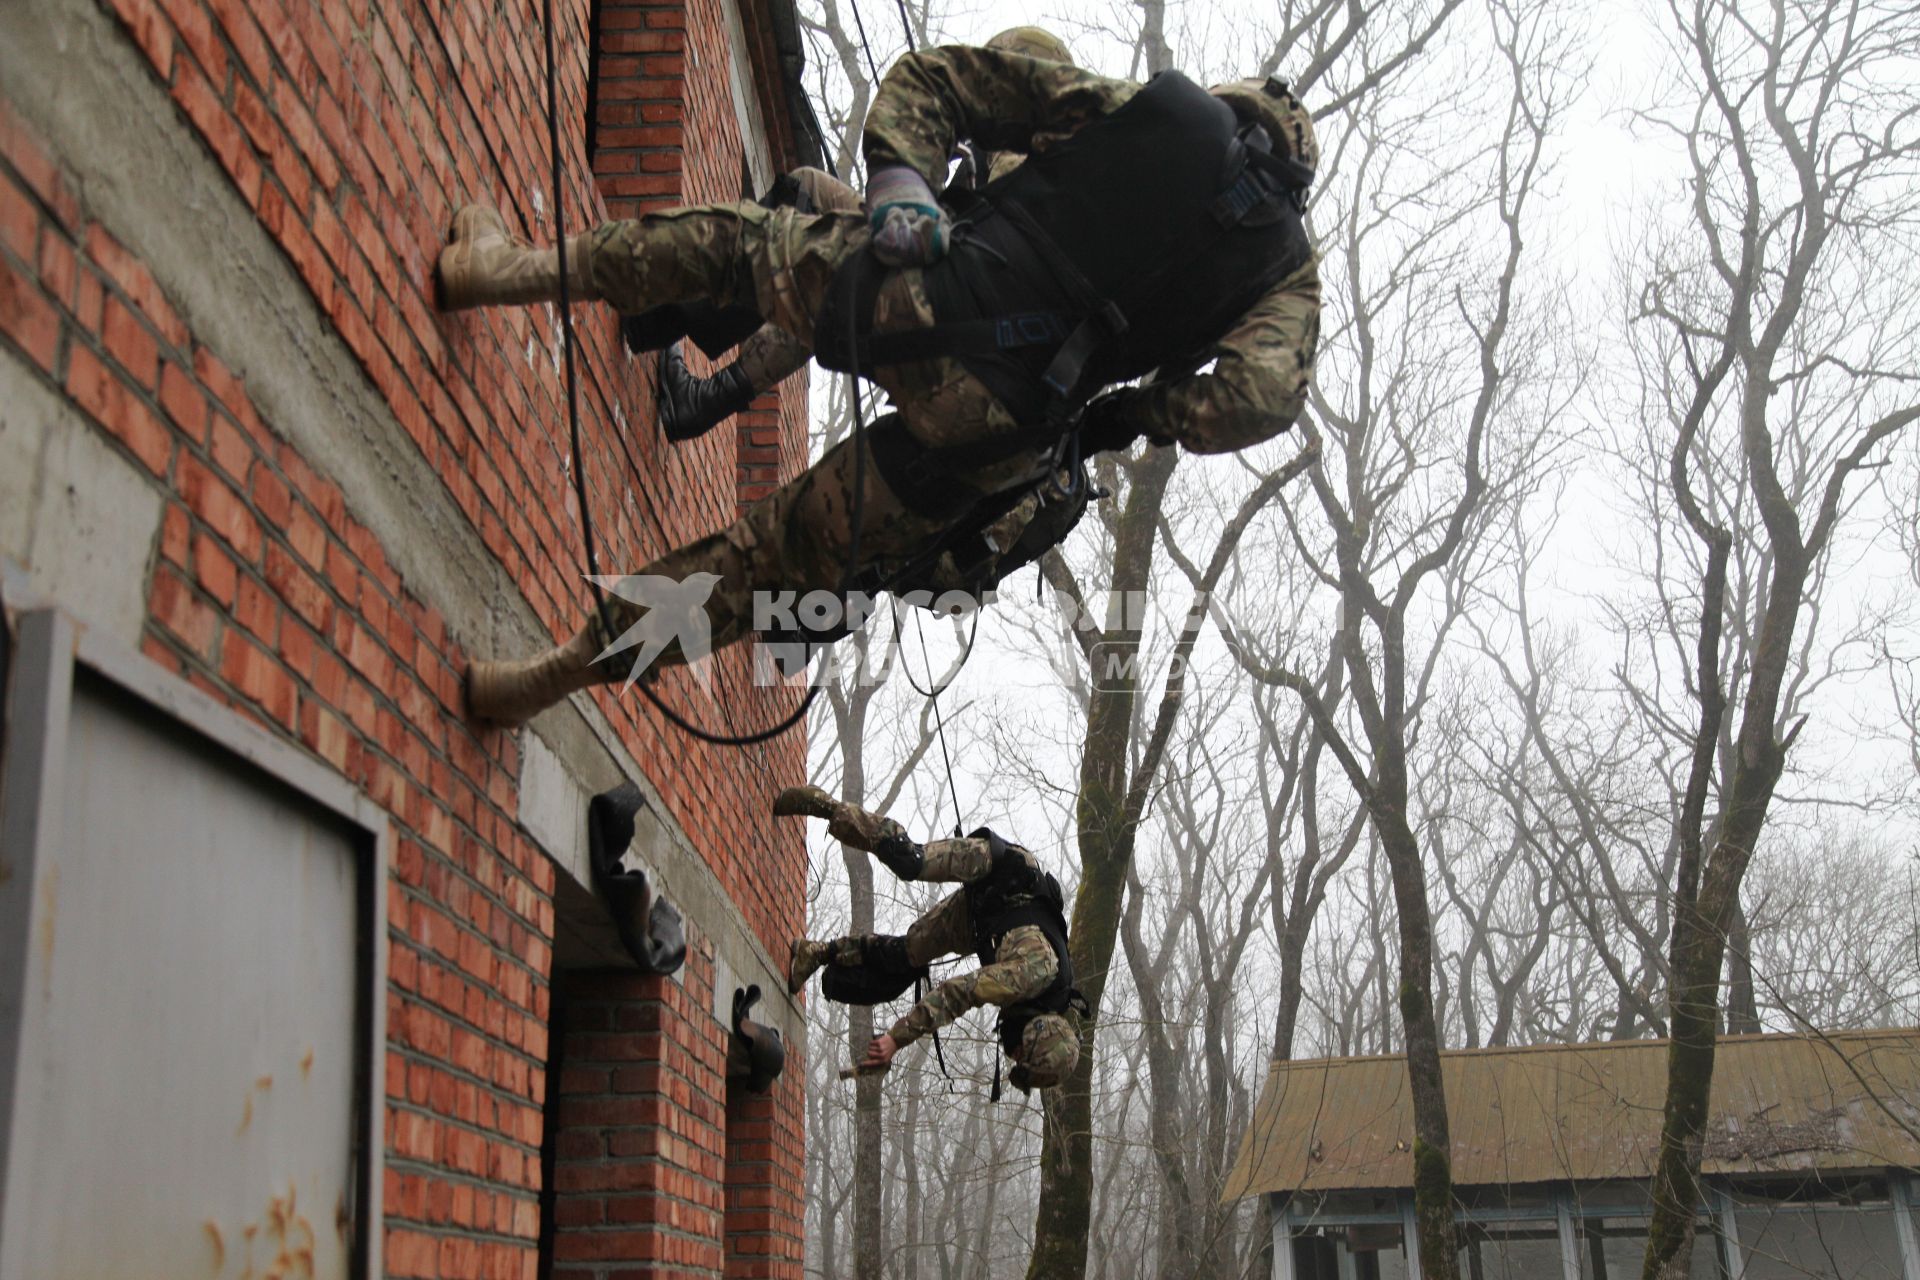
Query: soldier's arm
862 45 1134 186
887 925 1059 1048
1118 258 1323 455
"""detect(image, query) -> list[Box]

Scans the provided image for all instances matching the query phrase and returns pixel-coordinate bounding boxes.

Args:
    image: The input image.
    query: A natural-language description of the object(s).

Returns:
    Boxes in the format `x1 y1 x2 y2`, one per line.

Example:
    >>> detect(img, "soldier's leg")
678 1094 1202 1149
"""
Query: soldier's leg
788 929 920 995
467 426 949 722
788 934 874 994
771 786 909 850
439 195 867 332
905 890 975 967
653 167 863 441
655 325 812 443
886 926 1059 1049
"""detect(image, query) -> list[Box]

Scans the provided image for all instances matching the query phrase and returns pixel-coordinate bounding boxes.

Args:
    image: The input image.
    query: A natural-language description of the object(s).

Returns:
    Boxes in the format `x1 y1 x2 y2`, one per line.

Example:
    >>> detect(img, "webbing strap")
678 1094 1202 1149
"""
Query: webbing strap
855 311 1077 366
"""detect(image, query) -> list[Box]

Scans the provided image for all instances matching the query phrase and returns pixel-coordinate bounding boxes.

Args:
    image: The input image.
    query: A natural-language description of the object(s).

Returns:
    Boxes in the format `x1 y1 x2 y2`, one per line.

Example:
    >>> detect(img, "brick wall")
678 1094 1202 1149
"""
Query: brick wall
545 964 804 1280
0 0 812 1273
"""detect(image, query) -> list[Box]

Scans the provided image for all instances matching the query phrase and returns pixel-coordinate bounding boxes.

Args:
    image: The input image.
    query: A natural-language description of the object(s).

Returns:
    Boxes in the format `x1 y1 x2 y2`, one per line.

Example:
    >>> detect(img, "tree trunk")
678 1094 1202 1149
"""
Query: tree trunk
839 697 884 1280
1028 447 1179 1280
1722 894 1761 1035
1374 797 1459 1280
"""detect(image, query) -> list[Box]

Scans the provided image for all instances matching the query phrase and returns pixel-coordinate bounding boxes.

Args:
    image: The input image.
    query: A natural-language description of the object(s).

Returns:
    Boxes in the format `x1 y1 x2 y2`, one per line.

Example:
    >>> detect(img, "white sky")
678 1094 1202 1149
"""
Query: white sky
792 0 1920 935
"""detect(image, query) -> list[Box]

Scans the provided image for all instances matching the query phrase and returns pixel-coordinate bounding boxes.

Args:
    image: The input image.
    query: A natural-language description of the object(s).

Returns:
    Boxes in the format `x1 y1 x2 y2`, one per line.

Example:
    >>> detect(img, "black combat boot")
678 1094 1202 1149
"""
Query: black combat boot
657 343 757 442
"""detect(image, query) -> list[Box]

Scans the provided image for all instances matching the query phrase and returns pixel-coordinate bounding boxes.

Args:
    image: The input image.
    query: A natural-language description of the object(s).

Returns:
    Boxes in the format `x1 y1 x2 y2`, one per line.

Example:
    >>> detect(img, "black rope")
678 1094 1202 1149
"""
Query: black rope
621 273 876 746
892 604 970 836
846 0 885 89
891 0 917 52
537 0 879 749
543 0 603 616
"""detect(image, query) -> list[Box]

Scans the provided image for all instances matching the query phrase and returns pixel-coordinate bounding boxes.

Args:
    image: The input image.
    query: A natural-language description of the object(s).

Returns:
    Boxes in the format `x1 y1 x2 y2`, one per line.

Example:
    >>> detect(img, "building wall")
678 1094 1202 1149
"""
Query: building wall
0 0 809 1273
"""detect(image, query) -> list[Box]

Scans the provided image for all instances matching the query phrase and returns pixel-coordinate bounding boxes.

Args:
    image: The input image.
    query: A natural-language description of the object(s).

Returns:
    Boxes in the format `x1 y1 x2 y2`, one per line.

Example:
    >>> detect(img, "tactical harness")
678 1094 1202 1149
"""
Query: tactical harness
815 70 1314 488
962 829 1085 1060
820 829 1084 1058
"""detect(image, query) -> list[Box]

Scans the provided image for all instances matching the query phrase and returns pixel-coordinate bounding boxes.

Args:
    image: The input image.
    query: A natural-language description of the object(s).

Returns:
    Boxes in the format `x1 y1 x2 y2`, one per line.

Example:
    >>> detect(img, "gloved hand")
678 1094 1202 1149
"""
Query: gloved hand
872 832 926 881
1078 389 1163 455
865 165 949 267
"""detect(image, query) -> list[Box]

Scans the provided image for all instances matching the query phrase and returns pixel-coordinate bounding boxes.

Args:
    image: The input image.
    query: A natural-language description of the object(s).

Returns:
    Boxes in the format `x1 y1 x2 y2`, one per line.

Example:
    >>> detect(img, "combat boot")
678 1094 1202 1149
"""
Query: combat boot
436 204 599 311
658 344 758 442
788 939 834 994
466 618 622 725
773 785 837 820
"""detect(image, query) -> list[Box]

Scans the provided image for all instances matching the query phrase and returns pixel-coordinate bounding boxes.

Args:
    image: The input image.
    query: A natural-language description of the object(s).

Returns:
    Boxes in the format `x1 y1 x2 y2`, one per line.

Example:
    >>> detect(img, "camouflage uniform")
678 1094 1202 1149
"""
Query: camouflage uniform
785 790 1079 1082
698 28 1070 404
720 167 862 391
572 45 1320 666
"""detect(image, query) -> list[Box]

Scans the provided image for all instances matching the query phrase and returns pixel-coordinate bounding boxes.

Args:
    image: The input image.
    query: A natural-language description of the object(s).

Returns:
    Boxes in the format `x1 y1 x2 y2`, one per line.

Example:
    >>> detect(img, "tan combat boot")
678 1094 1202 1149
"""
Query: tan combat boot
789 939 833 995
466 620 618 725
772 785 837 820
435 204 599 311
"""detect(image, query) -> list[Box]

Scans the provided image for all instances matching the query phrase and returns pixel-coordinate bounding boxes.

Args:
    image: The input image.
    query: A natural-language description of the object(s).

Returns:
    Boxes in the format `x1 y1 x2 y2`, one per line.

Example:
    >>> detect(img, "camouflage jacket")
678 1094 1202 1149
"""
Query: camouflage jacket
886 836 1060 1049
865 45 1322 455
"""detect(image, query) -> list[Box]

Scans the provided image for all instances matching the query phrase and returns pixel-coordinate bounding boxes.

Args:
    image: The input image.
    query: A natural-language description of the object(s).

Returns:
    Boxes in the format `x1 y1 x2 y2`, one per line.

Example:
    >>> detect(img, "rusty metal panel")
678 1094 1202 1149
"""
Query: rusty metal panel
1224 1030 1920 1200
1 614 382 1280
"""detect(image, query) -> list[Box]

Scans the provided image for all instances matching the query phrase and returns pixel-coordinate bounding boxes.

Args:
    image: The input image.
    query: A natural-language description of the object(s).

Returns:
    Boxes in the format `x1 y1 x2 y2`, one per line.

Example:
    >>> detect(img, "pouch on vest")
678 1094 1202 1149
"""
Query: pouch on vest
820 945 930 1007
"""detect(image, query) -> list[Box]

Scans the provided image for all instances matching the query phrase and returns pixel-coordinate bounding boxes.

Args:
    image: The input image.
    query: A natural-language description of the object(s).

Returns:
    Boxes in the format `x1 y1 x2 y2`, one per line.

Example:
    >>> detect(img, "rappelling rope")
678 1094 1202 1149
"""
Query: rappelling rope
539 0 961 756
537 0 863 748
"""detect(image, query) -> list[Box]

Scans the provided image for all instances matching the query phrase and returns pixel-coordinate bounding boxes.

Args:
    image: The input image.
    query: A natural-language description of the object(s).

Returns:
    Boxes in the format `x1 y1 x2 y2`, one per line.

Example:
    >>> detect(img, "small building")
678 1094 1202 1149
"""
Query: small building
1224 1029 1920 1279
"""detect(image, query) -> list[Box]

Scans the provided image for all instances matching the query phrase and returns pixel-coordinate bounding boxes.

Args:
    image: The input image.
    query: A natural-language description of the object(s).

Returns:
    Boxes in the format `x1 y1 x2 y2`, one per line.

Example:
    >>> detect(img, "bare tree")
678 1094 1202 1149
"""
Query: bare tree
1622 0 1920 1271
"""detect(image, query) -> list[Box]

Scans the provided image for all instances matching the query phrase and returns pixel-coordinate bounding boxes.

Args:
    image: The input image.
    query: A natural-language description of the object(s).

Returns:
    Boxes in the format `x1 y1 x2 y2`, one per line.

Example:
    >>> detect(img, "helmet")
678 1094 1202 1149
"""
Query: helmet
1010 1011 1080 1090
986 26 1074 66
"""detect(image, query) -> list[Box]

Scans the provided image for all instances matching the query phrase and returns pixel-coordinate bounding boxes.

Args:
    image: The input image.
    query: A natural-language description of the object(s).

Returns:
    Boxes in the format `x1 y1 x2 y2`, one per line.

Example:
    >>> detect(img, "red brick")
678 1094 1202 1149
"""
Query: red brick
271 76 341 191
220 631 296 727
286 501 328 570
0 253 59 372
102 297 160 388
252 464 292 526
36 231 77 317
65 342 171 476
170 58 263 209
235 573 279 640
156 359 208 441
102 0 176 80
159 503 191 566
154 0 226 83
209 412 254 484
207 0 274 90
150 565 219 660
0 177 34 260
178 453 262 561
82 225 188 350
192 530 238 606
0 102 79 229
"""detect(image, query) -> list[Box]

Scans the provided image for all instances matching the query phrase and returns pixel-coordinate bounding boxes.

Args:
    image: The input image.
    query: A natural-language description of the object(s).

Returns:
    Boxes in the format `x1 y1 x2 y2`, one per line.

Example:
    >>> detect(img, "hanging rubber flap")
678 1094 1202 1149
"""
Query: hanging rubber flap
727 985 787 1093
587 783 688 975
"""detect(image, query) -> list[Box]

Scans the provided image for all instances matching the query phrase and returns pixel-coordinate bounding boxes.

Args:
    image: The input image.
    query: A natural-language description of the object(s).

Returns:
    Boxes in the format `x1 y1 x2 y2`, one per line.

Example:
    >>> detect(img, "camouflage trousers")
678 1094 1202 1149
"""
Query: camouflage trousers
811 906 1057 1050
729 168 860 391
581 199 1043 662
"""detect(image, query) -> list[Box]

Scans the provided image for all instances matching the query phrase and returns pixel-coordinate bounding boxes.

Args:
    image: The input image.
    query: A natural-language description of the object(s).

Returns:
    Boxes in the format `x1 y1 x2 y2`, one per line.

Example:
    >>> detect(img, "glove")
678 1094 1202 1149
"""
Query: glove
1078 389 1160 455
872 832 926 881
865 165 949 268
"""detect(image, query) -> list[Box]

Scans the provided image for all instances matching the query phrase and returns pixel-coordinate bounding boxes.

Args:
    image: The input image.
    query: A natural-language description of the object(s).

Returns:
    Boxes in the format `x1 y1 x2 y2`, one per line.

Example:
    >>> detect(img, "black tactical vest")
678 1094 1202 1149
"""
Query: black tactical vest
964 828 1075 1050
919 70 1314 425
